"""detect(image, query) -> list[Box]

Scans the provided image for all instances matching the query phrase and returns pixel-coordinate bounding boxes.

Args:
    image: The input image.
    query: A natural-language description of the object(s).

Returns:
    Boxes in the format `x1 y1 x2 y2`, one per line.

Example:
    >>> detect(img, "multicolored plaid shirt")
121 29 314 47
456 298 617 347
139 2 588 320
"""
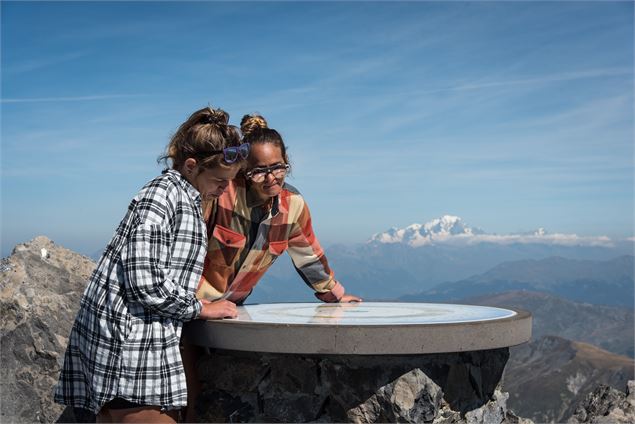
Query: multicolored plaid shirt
54 169 205 413
196 178 344 303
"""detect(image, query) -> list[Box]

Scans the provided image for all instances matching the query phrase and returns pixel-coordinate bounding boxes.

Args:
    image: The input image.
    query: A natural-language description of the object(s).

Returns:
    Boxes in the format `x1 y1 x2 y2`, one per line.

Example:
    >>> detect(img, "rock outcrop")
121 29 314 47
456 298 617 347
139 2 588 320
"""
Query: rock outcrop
347 368 443 423
568 381 635 423
346 368 533 424
503 335 634 422
0 236 95 423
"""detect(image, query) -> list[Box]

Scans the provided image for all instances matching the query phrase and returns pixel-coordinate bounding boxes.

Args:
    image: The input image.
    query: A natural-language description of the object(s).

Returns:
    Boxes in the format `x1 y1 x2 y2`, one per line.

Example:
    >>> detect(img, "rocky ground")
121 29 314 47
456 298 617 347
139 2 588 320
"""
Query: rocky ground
0 236 95 423
347 368 532 424
503 335 634 422
568 381 635 424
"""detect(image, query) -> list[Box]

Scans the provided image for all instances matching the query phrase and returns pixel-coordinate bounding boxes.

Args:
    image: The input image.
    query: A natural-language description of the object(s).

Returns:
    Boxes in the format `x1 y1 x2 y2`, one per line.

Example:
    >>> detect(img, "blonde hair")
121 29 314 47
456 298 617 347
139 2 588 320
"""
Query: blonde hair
159 106 241 170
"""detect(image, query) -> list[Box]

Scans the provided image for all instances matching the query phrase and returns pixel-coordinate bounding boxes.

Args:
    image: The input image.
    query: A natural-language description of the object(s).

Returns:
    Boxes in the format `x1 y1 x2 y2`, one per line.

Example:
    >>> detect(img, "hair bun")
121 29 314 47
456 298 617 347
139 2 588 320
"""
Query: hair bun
240 114 268 136
200 108 229 126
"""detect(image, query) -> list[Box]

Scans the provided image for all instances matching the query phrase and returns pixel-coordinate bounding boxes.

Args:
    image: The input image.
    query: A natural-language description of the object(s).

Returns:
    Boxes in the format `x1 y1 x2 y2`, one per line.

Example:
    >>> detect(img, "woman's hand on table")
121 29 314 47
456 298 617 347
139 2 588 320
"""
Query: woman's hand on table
340 293 362 303
198 299 238 320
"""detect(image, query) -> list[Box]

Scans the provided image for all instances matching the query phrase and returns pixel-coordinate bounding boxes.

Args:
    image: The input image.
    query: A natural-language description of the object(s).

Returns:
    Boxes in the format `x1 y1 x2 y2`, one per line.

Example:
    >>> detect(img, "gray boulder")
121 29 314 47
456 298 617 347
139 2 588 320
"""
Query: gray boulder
346 368 533 424
347 368 443 423
0 236 95 423
568 380 635 423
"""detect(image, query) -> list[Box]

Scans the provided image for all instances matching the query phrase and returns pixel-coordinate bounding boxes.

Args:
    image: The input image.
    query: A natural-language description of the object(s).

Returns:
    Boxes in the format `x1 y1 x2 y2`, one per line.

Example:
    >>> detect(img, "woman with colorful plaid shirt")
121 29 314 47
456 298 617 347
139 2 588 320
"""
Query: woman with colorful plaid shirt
196 114 361 304
183 114 361 421
54 107 250 423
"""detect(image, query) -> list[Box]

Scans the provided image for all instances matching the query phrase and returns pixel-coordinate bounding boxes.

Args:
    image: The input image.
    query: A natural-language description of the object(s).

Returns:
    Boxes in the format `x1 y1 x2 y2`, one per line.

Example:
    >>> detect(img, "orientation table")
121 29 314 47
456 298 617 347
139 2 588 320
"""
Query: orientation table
185 302 532 354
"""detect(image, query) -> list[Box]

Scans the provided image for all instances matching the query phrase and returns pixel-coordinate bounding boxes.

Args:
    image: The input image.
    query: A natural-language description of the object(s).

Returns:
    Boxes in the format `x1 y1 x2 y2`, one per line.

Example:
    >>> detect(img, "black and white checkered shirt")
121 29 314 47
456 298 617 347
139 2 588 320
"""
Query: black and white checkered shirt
54 169 205 413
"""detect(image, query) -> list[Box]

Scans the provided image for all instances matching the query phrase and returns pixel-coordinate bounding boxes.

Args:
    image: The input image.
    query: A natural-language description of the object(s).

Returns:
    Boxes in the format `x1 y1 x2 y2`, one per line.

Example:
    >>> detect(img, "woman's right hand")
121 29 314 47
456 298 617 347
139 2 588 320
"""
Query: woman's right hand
198 299 238 320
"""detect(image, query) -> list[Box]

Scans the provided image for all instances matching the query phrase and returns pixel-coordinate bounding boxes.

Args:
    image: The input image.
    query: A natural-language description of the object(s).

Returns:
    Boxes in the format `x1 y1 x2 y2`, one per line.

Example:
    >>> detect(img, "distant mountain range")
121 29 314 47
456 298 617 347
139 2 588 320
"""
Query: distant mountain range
251 247 634 303
85 214 634 305
407 255 634 307
460 290 634 358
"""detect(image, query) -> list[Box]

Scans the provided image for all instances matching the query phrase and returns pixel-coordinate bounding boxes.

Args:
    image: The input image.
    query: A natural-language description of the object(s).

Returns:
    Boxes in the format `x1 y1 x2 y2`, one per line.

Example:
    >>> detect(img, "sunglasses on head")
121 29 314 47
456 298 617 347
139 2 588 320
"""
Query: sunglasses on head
207 143 250 164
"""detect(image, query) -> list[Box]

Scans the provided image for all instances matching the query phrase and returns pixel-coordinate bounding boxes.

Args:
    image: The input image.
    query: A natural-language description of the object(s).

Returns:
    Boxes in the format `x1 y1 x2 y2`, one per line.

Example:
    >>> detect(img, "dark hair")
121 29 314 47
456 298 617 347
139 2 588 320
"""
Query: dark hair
159 106 241 170
240 114 290 167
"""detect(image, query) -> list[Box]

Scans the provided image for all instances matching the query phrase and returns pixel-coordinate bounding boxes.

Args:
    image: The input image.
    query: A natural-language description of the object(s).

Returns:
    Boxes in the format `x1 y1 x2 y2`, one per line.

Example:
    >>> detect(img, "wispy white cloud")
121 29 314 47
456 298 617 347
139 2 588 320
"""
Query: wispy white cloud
259 64 631 149
373 69 632 135
1 94 145 104
409 67 632 96
457 233 614 248
1 162 155 179
497 93 631 134
3 50 90 74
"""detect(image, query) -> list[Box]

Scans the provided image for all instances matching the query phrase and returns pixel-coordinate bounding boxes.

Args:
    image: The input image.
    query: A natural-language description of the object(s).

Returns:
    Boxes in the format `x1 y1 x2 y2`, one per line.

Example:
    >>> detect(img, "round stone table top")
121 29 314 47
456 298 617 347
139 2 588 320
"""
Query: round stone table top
184 302 532 354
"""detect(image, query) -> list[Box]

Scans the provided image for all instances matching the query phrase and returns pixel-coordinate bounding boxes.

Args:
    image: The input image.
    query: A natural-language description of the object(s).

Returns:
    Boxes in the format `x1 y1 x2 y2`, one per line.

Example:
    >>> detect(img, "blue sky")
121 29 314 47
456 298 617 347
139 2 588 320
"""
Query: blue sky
1 1 633 257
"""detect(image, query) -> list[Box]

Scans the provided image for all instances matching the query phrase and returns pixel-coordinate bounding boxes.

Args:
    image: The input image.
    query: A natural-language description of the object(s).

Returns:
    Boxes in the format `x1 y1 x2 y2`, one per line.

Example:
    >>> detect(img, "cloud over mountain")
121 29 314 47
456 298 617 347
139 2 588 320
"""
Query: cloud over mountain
370 215 615 247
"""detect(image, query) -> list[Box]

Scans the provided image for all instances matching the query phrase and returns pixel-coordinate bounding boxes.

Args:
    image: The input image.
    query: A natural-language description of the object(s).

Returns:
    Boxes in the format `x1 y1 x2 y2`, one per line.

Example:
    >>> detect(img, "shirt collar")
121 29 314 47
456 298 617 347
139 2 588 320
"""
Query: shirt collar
245 185 281 217
164 168 201 206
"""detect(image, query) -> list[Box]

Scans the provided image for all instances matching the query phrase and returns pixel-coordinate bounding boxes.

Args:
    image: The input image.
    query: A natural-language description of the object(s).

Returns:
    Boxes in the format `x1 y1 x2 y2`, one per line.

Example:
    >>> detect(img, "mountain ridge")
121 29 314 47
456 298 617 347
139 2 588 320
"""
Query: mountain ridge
504 335 634 422
458 290 634 358
414 255 634 307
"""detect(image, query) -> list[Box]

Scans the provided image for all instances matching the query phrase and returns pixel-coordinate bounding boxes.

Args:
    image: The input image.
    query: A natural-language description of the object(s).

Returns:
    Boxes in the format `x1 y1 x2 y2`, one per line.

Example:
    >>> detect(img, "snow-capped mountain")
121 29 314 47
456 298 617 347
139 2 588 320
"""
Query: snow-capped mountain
370 215 483 246
369 215 613 247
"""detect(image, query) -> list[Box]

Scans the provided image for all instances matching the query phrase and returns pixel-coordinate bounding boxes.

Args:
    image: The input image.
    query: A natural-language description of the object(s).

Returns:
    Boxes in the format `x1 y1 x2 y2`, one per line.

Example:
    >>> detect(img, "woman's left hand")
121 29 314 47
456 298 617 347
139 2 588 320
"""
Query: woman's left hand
339 293 362 303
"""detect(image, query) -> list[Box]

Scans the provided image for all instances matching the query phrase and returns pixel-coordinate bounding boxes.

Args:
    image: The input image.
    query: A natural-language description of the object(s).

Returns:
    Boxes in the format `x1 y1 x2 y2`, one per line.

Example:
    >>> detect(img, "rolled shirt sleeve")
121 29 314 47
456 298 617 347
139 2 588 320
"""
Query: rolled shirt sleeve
287 199 345 303
314 281 345 302
122 220 202 321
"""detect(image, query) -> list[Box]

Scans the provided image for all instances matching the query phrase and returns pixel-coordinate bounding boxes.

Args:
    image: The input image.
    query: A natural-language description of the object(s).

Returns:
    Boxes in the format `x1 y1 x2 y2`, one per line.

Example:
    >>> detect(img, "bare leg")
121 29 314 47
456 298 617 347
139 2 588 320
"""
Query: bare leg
181 338 204 423
96 407 112 423
101 406 178 423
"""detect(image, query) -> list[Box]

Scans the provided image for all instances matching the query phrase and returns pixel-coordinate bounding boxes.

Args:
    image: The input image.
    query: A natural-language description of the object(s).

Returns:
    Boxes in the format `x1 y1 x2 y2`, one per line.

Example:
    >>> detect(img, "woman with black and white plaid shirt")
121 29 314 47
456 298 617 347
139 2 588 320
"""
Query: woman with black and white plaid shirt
54 107 249 423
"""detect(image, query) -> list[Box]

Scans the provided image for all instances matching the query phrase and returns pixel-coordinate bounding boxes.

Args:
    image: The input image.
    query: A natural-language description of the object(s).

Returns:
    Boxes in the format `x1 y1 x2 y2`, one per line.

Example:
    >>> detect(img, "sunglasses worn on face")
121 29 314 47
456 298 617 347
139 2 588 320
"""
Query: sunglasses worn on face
208 143 250 164
245 163 290 183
